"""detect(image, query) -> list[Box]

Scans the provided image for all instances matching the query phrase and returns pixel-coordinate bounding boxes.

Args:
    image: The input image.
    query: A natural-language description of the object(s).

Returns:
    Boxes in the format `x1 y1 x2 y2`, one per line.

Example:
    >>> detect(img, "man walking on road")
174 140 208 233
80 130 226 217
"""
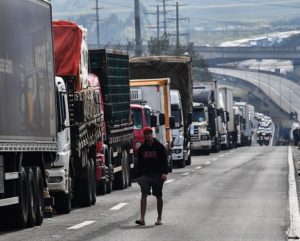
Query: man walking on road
135 126 168 226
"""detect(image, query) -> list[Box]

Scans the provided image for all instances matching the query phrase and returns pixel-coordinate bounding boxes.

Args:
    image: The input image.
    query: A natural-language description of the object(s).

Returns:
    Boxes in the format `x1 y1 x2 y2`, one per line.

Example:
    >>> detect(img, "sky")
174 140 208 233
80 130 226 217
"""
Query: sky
52 0 300 25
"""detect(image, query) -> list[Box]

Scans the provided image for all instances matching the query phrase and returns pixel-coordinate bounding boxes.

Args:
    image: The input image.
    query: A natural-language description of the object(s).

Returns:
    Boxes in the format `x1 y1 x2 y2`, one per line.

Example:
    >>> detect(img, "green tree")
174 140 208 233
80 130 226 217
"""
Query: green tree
147 33 170 55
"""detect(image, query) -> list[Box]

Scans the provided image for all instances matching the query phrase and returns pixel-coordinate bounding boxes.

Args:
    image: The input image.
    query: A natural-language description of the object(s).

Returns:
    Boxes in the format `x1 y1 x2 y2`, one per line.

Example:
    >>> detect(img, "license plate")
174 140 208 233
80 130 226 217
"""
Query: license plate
0 156 4 193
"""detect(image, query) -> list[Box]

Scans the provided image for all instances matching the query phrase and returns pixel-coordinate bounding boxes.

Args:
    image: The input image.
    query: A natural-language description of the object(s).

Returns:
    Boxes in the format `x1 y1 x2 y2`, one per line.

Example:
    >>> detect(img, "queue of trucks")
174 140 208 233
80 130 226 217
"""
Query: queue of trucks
0 0 256 229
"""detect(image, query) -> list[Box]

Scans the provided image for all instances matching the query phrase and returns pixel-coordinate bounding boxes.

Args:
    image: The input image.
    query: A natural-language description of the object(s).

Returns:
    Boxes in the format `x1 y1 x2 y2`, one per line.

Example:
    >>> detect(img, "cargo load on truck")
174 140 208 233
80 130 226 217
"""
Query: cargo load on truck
89 49 134 190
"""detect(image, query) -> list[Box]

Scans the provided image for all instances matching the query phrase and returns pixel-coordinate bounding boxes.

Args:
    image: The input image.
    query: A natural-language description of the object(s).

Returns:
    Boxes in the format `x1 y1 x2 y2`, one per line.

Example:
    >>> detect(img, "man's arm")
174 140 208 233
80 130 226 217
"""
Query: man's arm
160 145 168 175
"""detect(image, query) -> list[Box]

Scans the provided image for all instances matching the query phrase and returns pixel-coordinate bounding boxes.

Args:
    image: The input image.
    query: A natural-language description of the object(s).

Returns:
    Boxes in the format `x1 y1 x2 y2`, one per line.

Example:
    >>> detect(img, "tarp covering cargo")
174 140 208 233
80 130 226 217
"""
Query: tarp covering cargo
129 56 193 133
0 0 57 142
52 21 82 76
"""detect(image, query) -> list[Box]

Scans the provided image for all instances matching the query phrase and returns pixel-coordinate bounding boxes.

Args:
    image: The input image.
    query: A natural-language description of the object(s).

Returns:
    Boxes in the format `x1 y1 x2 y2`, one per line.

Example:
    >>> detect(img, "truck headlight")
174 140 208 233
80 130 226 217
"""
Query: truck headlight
172 149 182 154
201 135 210 140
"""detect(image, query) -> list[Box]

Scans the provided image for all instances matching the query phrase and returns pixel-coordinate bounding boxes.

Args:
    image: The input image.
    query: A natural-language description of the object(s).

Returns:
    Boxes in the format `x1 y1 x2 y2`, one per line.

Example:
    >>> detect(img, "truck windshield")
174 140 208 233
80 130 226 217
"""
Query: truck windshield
144 109 151 127
132 108 142 129
171 110 182 128
192 109 206 122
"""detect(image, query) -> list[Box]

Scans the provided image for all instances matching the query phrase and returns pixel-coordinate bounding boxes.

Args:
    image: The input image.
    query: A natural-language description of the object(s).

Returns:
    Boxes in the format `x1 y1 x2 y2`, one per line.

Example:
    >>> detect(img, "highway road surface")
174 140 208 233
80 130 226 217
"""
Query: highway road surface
0 146 297 241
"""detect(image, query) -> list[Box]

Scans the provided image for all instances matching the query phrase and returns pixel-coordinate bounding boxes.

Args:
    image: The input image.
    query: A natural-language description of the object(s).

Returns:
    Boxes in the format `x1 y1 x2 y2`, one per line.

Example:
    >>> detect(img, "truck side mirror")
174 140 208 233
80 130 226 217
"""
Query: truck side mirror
151 115 157 127
159 113 165 125
187 112 192 126
74 100 84 123
169 116 175 129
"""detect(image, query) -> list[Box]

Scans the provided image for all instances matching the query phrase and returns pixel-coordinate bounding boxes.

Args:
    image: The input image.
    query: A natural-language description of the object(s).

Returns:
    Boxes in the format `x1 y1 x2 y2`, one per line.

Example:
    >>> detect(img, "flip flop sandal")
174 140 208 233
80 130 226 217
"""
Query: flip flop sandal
135 220 145 225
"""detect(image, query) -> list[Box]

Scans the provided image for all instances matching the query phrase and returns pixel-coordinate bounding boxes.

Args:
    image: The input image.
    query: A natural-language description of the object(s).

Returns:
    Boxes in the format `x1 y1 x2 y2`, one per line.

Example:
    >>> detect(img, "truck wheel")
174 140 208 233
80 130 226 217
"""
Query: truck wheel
89 158 96 205
127 153 132 187
168 154 173 173
32 166 44 225
25 167 37 227
97 179 106 195
123 151 129 188
13 167 29 228
114 156 126 190
185 154 191 165
77 161 92 207
178 159 186 168
106 165 113 194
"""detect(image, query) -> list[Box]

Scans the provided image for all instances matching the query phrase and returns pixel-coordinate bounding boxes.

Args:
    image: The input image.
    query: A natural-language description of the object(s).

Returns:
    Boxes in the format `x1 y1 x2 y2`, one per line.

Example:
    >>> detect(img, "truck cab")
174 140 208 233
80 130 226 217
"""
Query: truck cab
171 90 190 167
189 102 212 155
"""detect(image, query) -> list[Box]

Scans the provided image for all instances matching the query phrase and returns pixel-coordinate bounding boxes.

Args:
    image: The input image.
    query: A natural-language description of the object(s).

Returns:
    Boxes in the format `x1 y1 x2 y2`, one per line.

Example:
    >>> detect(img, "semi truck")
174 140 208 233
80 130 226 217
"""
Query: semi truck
49 21 102 213
129 78 175 172
192 82 221 153
219 86 235 148
191 87 218 153
0 0 56 227
234 102 255 146
129 56 192 167
89 49 134 191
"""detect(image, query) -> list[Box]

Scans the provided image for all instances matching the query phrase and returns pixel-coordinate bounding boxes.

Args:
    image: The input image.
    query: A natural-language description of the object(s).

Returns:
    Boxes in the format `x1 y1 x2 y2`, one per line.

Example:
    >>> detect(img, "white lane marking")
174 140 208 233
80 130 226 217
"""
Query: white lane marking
67 221 96 230
110 202 128 211
195 166 202 170
210 158 218 162
288 146 300 238
205 161 211 165
181 172 190 176
165 179 175 184
219 154 225 157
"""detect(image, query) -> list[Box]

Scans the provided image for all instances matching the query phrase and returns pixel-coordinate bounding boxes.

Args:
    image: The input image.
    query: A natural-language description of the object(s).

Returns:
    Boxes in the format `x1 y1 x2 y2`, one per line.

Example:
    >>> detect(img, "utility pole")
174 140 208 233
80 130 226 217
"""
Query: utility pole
157 5 160 39
163 0 167 35
168 2 189 52
95 0 103 48
134 0 142 56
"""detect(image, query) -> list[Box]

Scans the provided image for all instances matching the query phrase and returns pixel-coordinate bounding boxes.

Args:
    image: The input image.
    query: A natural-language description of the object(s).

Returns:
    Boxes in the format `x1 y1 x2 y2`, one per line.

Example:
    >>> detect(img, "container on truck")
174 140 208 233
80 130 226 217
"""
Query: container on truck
89 49 134 191
129 56 192 167
129 78 175 172
49 21 103 213
0 0 56 228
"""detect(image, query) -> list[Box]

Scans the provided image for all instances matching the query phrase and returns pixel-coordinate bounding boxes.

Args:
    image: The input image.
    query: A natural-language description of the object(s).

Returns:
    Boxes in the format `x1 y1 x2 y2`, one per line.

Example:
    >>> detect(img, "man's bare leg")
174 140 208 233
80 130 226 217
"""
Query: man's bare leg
156 196 163 225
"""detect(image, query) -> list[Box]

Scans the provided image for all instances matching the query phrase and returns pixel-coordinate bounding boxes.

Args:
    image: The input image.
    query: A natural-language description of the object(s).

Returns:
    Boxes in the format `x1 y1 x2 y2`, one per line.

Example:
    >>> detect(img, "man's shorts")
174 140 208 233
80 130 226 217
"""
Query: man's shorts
137 174 164 197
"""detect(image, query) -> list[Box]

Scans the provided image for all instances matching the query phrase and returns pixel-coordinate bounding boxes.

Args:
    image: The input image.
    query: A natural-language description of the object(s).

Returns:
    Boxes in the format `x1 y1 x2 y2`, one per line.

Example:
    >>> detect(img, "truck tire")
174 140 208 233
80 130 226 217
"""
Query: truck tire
90 158 96 205
185 154 191 165
55 192 71 214
178 158 186 168
77 160 92 207
168 154 173 173
25 167 37 227
127 153 132 187
14 167 29 228
97 179 106 195
123 151 129 188
114 155 126 190
106 165 113 194
32 166 44 225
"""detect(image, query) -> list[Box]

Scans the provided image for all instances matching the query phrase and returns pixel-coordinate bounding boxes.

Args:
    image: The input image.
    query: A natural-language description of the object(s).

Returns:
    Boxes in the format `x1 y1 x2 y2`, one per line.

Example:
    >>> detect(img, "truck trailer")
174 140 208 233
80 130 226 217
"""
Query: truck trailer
0 0 56 227
89 49 134 191
49 21 103 213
